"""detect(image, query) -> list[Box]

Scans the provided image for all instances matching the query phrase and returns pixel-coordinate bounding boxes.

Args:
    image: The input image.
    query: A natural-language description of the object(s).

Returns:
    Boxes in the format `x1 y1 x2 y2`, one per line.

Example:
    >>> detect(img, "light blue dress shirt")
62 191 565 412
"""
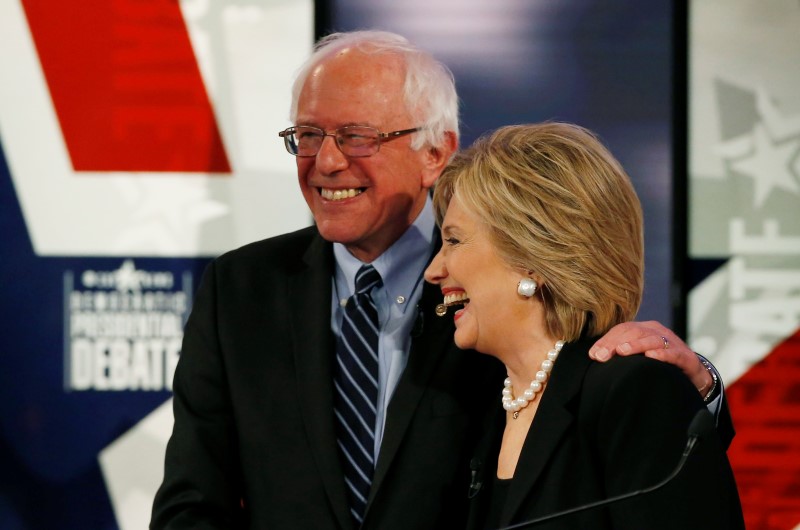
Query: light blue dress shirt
332 197 436 463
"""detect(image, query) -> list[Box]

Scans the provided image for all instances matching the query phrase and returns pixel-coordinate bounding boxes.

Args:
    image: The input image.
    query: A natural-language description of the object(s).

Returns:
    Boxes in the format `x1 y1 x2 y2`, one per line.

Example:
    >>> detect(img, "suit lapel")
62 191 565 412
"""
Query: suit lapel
368 275 455 500
499 339 595 526
289 232 355 530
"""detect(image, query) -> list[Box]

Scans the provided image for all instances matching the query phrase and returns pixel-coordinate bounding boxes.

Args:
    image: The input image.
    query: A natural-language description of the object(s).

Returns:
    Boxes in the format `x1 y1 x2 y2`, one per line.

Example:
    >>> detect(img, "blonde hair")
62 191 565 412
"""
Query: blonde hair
433 122 644 340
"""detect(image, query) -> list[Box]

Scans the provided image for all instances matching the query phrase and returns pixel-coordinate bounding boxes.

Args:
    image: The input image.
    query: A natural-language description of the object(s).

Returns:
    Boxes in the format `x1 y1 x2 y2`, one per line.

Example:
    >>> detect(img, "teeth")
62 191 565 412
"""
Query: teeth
443 292 469 307
321 188 362 201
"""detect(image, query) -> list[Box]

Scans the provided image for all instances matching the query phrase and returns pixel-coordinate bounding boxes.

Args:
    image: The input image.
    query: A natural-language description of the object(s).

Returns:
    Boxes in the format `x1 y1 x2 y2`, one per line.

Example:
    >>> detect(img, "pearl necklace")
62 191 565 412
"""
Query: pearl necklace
502 340 565 419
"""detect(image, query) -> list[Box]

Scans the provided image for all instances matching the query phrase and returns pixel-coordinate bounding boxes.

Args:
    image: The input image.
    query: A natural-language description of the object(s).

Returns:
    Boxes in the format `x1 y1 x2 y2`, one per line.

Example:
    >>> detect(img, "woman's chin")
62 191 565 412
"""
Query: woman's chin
453 333 475 351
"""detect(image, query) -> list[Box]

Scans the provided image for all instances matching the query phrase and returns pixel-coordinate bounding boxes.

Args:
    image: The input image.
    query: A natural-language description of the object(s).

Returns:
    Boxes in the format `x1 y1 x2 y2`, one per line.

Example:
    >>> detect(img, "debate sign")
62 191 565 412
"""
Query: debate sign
0 1 312 528
688 1 800 527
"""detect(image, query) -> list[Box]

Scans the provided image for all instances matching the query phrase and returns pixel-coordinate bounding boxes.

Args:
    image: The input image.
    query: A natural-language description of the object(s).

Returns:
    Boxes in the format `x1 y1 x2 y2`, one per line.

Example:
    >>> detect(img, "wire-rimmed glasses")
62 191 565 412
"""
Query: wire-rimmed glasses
278 125 422 157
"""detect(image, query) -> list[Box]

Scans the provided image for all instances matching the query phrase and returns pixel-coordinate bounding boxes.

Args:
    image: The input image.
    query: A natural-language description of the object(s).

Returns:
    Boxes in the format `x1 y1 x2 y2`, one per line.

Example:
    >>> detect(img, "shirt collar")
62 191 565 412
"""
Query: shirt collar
333 196 436 313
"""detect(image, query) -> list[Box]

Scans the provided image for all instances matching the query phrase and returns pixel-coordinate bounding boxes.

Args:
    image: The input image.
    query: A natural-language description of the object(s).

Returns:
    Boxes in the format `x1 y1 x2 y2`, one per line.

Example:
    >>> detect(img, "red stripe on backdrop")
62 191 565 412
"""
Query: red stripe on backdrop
21 0 231 173
727 330 800 530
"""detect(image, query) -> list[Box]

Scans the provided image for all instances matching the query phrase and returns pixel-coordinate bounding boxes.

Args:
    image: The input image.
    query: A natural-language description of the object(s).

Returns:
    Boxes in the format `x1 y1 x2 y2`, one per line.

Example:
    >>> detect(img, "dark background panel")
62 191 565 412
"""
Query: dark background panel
321 0 678 328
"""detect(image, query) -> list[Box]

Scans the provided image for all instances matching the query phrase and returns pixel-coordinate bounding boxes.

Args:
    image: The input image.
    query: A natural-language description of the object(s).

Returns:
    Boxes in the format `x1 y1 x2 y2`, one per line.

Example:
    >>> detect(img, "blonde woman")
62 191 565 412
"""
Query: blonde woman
425 123 743 529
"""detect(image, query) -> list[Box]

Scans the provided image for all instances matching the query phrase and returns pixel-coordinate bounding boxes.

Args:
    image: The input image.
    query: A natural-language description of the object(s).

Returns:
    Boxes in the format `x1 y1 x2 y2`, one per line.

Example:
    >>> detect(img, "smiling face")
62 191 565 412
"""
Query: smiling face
424 194 543 356
294 48 452 263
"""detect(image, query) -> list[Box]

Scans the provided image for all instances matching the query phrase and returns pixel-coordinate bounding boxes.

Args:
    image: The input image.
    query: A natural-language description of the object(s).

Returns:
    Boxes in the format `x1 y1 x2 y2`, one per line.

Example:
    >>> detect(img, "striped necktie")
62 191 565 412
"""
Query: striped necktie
334 264 382 525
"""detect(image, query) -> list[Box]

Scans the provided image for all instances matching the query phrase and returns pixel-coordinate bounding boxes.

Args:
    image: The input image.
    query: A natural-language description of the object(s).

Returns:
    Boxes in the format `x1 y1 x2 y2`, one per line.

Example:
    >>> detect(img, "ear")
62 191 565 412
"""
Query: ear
520 269 546 290
421 130 458 189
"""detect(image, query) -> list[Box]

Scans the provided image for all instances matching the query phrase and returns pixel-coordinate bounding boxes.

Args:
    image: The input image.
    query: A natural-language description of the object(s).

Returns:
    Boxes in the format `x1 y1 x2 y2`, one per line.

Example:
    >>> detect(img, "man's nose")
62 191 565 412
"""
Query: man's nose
314 135 349 174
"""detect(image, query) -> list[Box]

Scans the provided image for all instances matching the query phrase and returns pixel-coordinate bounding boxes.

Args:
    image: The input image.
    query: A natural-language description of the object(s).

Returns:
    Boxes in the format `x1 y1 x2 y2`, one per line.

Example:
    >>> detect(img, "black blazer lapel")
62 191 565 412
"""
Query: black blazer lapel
368 277 456 499
289 232 354 530
499 340 594 527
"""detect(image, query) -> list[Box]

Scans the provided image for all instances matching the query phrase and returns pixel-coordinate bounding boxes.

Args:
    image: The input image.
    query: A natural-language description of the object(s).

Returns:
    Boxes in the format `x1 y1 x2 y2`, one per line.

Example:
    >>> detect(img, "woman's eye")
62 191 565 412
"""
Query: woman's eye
444 237 460 246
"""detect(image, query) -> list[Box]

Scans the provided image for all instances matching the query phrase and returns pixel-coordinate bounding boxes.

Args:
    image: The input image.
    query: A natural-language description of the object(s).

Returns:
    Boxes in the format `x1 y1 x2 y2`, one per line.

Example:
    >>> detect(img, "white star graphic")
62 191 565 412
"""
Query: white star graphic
111 178 229 254
114 259 143 292
728 123 800 207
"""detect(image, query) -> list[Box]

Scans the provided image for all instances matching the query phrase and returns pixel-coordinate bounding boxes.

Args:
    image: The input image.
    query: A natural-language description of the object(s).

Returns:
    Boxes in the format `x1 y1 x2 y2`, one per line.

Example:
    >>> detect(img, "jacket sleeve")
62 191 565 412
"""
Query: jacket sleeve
150 260 246 529
587 357 744 530
701 358 736 449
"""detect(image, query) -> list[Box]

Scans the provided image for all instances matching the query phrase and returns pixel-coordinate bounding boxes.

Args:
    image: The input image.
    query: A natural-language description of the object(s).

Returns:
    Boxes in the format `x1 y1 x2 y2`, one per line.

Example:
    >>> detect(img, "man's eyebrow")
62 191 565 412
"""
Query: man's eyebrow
294 121 381 129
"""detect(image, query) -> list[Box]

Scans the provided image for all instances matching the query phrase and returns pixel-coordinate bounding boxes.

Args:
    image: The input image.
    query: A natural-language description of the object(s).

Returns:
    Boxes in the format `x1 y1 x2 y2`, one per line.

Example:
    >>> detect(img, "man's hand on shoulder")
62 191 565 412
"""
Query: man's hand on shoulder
588 321 714 397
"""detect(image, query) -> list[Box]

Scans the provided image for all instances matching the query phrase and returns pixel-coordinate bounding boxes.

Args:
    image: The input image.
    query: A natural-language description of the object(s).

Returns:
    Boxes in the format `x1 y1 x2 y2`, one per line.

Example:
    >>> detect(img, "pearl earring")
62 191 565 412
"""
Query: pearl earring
517 278 537 298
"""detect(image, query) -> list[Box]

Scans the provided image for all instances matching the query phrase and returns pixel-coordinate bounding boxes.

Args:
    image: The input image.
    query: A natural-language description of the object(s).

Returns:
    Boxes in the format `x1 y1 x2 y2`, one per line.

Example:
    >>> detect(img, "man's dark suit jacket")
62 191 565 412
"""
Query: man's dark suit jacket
465 336 744 530
150 226 503 530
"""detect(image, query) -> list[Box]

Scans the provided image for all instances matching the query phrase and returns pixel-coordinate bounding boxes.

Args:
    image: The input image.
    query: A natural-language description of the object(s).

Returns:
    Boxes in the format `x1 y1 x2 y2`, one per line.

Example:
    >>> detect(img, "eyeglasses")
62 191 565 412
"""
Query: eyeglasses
278 125 422 157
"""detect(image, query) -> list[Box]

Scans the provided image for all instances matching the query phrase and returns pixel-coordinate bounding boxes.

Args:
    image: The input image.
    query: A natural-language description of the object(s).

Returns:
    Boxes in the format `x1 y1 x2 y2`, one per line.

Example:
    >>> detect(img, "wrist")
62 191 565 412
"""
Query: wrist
696 354 718 402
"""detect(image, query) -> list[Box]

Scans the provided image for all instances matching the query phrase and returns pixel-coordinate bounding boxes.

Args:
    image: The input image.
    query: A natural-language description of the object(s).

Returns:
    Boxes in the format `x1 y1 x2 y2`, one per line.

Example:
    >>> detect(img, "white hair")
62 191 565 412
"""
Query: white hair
289 30 460 151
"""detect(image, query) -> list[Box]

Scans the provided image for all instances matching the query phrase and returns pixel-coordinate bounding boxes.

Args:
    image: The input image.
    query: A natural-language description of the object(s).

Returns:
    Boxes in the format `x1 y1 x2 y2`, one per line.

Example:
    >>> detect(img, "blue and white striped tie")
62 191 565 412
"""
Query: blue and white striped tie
334 264 382 525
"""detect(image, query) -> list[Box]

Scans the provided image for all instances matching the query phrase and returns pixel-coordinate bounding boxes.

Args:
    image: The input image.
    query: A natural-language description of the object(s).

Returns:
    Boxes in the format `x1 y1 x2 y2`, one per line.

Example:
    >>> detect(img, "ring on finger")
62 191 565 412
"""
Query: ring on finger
661 336 669 349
